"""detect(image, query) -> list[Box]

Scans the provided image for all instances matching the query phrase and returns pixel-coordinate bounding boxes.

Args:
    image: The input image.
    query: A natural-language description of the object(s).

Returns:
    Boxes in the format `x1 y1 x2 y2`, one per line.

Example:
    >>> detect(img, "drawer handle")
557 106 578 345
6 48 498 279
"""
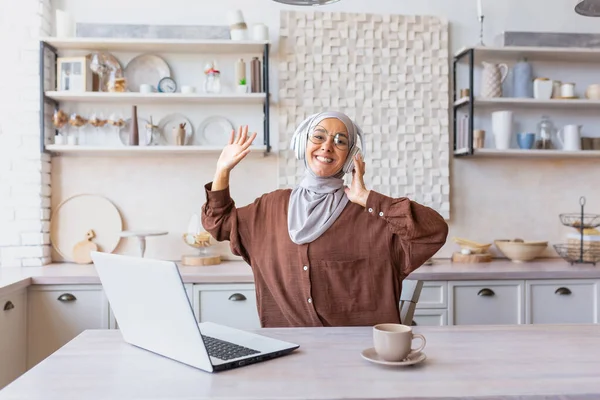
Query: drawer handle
228 293 247 301
57 293 77 302
555 287 572 295
3 301 14 311
477 288 495 297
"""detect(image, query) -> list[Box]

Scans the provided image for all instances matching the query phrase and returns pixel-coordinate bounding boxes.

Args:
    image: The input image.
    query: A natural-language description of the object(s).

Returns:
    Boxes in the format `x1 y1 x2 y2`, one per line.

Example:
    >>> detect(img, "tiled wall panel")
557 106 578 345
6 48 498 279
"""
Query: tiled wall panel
278 10 450 218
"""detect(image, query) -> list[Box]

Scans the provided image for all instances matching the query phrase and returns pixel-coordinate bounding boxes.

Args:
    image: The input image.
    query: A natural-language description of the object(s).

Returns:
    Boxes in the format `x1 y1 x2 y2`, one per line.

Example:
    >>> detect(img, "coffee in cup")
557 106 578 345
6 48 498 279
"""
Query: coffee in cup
373 323 426 362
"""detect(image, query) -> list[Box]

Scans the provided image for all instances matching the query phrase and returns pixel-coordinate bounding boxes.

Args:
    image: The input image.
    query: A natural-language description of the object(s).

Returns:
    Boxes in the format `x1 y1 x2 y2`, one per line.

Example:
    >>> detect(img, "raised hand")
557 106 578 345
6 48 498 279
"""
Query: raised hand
216 125 257 174
344 152 370 208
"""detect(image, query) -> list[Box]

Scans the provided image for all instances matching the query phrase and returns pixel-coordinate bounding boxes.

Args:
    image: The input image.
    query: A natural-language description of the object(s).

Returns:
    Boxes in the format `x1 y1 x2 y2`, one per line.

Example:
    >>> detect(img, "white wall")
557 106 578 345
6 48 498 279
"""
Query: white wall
44 0 600 261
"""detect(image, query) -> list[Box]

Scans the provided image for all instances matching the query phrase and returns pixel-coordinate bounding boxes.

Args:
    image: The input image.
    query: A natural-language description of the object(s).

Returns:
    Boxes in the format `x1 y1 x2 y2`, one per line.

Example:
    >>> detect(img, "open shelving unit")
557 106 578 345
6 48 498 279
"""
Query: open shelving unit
452 45 600 158
45 144 268 157
39 37 272 155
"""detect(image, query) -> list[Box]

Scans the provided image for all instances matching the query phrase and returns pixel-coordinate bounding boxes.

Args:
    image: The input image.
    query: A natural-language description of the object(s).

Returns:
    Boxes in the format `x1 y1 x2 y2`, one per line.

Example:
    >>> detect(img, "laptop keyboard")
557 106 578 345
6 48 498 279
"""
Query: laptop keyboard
202 335 261 361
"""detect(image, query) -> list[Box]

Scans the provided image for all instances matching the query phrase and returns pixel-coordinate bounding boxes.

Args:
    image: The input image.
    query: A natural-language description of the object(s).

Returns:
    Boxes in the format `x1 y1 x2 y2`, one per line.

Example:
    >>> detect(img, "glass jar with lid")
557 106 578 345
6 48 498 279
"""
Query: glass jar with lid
535 115 557 150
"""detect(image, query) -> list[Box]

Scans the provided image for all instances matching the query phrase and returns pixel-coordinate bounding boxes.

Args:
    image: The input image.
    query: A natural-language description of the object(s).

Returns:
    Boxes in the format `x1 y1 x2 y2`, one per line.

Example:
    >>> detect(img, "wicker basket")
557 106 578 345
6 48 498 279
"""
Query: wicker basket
566 233 600 263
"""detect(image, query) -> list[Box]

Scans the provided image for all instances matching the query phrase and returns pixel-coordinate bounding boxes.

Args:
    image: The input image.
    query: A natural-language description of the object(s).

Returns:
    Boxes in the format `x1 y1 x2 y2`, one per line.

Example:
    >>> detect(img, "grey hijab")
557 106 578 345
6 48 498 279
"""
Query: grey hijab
287 111 364 245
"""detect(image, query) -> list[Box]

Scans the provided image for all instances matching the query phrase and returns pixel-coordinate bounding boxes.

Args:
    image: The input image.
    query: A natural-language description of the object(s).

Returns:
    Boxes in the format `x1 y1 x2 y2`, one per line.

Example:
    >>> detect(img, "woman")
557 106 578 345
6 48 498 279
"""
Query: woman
201 111 448 328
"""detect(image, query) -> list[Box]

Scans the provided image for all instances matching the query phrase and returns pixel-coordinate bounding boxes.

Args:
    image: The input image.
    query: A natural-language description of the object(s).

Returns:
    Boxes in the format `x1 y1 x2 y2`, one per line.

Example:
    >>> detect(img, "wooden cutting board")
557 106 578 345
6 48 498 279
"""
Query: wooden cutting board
452 252 492 263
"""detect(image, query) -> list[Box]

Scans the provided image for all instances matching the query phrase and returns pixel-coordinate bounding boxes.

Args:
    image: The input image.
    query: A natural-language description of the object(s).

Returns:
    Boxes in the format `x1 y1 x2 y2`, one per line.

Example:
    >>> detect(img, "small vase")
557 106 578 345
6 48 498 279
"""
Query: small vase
174 127 186 146
236 84 248 94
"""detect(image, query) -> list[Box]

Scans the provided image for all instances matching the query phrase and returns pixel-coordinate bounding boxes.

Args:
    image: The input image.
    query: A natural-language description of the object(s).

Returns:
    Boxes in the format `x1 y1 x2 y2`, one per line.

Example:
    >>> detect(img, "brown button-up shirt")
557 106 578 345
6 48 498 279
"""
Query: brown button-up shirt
201 183 448 328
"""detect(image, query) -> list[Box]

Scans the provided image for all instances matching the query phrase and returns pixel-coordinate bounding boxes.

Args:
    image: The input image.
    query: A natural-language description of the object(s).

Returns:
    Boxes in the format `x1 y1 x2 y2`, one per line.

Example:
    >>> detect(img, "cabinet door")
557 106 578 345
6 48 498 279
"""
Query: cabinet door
193 284 260 329
0 289 27 389
27 285 110 369
416 281 447 309
526 280 600 324
449 280 525 325
412 309 447 327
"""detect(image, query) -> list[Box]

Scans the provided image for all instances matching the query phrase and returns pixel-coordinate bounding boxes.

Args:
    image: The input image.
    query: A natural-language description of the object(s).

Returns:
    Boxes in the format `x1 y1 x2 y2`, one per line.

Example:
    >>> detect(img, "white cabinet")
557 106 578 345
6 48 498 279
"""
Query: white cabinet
0 289 27 390
449 280 525 325
412 309 447 326
526 279 600 324
27 285 110 369
193 284 261 329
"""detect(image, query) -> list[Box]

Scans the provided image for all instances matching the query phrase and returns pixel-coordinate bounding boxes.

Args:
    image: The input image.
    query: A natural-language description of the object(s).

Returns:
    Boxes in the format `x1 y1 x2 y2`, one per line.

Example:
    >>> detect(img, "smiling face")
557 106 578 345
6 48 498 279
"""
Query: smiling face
305 117 350 177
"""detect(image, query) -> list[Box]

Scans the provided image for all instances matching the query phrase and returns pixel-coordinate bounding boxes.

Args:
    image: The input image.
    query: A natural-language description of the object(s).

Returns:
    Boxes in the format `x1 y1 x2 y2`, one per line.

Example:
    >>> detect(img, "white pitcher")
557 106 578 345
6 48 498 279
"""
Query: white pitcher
558 124 582 151
481 61 509 98
491 111 513 150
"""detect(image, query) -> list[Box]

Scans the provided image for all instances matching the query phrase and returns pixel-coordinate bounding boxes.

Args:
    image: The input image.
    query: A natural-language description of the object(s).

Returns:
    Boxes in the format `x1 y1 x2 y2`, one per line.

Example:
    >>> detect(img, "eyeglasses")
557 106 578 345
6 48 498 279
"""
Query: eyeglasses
308 128 349 150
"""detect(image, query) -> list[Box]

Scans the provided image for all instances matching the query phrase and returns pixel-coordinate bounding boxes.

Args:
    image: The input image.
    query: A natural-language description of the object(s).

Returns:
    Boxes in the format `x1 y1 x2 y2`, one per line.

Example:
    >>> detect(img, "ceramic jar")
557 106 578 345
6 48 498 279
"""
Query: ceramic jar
586 84 600 100
512 59 533 98
534 78 553 100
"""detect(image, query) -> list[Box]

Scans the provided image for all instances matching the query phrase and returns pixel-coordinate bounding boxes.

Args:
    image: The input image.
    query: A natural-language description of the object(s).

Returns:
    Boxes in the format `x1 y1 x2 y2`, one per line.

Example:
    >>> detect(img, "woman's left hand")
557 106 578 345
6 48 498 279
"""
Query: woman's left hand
344 153 370 208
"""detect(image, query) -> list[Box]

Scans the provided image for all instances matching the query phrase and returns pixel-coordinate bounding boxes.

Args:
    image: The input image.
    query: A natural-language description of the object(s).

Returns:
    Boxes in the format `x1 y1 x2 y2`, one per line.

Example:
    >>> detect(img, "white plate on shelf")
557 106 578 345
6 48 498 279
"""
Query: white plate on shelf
124 54 171 92
197 116 234 146
158 113 194 145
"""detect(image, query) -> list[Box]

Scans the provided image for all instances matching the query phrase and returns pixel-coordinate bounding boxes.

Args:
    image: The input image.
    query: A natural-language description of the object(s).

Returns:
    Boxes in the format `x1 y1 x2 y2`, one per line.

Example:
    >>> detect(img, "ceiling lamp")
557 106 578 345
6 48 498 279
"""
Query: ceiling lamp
272 0 341 5
575 0 600 16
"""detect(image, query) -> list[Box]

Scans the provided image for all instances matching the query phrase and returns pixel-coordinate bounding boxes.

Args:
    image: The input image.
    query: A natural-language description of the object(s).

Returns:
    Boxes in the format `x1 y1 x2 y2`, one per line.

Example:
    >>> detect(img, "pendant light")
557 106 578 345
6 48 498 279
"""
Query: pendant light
272 0 341 5
575 0 600 16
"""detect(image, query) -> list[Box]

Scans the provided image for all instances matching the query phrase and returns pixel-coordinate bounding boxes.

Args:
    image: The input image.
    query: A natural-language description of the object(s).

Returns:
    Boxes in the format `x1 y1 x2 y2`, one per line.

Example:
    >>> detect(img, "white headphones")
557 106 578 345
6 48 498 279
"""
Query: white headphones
289 113 366 175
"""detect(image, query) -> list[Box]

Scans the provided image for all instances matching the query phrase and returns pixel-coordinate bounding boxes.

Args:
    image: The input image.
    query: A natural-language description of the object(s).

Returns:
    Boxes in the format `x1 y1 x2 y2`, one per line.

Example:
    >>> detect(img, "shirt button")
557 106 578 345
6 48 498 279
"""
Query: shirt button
368 208 373 213
379 211 384 216
307 298 312 303
303 265 308 271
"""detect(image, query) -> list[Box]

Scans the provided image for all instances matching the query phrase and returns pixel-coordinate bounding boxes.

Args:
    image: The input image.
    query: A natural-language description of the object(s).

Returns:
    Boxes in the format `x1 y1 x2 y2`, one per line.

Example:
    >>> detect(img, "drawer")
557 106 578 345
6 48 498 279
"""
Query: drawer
449 280 524 325
193 284 260 330
412 309 447 327
416 281 447 308
526 280 600 324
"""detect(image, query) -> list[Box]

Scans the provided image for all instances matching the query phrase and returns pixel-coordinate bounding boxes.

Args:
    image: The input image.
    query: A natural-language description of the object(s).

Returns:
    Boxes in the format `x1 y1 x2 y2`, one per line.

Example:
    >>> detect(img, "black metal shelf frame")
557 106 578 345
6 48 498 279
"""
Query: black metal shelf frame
452 48 474 157
38 40 272 154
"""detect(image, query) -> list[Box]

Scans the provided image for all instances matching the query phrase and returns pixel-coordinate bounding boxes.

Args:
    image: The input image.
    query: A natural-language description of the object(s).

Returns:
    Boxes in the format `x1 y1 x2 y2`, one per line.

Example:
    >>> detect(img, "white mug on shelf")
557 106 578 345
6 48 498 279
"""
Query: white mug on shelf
139 84 153 93
558 124 582 151
491 110 513 150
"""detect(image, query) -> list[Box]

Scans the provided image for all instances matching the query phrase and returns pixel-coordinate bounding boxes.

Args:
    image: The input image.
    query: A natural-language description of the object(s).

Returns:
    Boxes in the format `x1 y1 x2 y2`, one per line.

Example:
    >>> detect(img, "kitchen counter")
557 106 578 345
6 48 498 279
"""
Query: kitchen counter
1 257 599 297
2 324 600 399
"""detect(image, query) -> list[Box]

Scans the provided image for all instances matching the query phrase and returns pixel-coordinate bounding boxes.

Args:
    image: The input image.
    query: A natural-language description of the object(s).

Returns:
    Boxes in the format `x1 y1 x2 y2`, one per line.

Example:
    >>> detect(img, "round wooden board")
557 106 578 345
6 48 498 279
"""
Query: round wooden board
451 252 492 263
181 254 222 266
51 194 123 262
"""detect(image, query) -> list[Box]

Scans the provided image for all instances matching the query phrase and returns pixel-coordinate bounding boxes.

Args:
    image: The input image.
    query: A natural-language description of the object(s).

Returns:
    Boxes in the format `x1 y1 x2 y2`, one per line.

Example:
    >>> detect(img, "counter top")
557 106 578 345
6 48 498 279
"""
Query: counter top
1 257 599 297
2 324 600 399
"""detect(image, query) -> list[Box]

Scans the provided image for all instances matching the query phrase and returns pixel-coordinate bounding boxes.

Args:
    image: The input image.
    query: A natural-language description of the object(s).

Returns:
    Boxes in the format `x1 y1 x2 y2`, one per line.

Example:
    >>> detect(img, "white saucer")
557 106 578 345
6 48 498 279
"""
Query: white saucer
361 348 427 366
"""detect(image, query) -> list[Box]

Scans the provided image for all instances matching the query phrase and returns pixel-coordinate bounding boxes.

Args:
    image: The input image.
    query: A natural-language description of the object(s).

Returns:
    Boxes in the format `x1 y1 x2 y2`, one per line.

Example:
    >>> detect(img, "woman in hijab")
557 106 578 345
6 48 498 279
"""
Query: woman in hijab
202 111 448 328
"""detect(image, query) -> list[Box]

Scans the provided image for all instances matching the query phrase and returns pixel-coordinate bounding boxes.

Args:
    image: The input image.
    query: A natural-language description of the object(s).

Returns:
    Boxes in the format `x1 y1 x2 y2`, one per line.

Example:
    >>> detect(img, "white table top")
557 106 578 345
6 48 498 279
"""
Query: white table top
2 324 600 399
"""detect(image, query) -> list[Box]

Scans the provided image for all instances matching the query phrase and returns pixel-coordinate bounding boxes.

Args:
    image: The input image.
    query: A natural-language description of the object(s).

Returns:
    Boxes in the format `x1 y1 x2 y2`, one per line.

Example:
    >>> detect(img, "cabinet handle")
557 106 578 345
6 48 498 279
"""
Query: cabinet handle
228 293 247 301
3 301 14 311
477 288 495 297
555 287 572 295
57 293 77 302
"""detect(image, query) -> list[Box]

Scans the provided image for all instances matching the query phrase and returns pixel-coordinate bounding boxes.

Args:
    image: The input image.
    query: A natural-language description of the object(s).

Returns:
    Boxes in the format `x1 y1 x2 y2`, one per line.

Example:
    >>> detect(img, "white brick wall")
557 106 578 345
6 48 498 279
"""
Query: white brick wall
0 0 53 267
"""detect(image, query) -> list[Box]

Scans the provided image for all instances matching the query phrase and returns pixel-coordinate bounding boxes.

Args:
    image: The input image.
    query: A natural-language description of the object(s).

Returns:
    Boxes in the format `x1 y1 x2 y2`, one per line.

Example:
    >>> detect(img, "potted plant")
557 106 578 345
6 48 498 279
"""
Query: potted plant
236 78 248 94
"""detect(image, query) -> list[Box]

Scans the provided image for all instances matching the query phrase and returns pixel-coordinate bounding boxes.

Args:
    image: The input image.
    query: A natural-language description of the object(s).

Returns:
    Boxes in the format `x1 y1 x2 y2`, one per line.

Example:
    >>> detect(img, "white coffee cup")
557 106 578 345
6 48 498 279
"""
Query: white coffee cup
560 82 576 98
139 84 153 93
491 110 513 150
181 85 195 94
558 124 582 151
373 323 426 362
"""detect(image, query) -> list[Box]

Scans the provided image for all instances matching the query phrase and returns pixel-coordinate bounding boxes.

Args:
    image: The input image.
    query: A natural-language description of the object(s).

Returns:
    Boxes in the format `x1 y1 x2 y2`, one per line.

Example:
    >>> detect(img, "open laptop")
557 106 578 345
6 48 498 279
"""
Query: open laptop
90 251 299 373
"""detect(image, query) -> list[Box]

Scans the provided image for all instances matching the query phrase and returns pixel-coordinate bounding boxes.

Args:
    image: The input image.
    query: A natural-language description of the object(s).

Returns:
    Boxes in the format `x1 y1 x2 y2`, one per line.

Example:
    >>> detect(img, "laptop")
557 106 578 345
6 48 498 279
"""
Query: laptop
90 251 299 373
